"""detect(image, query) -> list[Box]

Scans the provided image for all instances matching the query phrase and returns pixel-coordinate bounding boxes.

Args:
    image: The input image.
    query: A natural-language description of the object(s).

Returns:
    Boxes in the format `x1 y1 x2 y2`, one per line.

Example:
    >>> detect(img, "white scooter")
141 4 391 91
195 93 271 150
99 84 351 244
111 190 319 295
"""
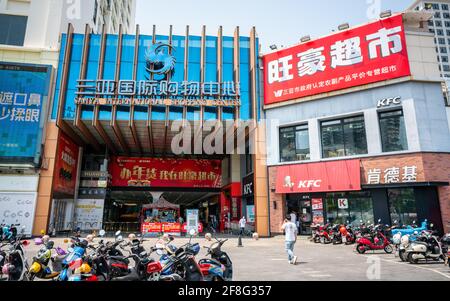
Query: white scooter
404 224 445 264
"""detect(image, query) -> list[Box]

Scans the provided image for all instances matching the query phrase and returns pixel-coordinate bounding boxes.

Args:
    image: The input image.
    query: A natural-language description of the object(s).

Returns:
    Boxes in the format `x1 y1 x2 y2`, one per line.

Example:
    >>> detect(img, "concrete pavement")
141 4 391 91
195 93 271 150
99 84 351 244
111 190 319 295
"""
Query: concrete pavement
21 235 450 281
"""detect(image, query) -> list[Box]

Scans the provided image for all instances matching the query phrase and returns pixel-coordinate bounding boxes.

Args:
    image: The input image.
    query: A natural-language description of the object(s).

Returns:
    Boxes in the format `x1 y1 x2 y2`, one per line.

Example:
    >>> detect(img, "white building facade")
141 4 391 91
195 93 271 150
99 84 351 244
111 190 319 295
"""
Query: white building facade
0 0 136 50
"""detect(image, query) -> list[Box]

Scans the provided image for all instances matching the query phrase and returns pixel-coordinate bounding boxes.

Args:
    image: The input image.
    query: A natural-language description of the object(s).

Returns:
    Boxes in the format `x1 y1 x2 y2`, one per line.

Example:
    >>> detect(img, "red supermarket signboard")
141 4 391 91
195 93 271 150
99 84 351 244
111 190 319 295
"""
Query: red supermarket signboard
263 14 411 105
110 157 222 188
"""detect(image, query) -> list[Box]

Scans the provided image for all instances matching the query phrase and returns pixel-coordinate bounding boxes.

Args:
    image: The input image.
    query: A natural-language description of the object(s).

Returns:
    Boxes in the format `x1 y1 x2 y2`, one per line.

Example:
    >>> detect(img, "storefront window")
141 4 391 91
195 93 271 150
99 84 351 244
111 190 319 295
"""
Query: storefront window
321 116 368 158
379 110 408 152
279 124 310 162
324 191 374 225
388 188 417 226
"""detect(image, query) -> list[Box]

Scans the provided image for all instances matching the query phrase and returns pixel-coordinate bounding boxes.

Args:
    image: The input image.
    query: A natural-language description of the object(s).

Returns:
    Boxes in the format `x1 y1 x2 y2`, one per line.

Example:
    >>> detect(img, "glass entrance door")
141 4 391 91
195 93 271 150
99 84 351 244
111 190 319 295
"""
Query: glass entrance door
299 200 312 235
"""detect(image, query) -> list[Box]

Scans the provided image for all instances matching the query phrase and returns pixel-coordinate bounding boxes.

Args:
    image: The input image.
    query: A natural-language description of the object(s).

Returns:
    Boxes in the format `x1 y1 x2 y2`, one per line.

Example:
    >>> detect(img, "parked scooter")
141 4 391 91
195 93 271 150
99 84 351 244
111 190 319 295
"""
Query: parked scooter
28 238 67 281
356 221 393 254
404 224 446 264
199 237 233 281
0 226 30 281
157 229 204 281
340 223 357 245
441 232 450 268
319 224 332 244
397 231 424 262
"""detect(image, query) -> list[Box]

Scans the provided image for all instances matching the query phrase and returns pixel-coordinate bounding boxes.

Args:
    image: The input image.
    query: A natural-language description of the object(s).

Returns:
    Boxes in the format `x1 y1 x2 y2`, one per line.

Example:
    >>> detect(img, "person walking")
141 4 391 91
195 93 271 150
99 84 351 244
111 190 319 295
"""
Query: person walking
239 216 247 236
282 215 298 265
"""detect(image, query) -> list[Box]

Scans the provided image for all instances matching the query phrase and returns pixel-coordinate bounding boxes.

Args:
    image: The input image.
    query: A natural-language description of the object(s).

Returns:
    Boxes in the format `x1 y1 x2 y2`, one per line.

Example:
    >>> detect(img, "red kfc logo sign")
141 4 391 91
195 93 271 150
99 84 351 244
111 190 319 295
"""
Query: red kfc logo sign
263 14 411 105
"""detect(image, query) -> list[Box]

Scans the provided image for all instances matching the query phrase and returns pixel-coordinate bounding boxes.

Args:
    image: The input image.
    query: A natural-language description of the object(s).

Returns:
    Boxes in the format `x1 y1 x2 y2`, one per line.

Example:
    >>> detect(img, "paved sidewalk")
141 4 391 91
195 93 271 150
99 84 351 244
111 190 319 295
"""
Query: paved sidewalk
22 235 450 281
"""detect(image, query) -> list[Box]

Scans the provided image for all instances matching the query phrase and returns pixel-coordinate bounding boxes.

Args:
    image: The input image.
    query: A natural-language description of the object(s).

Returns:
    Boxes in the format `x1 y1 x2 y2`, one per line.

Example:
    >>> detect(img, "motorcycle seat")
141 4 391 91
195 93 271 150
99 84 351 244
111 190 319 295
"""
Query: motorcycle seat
413 241 428 246
111 268 139 281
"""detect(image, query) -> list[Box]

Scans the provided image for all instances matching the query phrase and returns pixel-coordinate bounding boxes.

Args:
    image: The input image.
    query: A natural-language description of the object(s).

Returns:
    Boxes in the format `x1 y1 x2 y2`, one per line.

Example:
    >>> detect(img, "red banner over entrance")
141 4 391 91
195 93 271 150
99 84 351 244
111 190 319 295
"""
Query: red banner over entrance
263 14 410 105
110 157 222 188
275 159 361 194
53 132 79 195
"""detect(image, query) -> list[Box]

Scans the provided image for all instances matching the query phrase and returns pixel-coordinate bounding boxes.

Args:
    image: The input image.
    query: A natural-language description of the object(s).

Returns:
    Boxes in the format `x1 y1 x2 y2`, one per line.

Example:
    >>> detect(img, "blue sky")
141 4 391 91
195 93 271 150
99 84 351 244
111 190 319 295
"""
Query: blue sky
136 0 414 52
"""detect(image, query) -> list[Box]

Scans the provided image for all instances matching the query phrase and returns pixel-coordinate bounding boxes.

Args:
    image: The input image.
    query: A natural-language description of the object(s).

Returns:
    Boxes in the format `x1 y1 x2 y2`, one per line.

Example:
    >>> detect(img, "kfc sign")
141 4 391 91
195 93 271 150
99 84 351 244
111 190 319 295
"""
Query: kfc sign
276 159 361 194
263 14 411 105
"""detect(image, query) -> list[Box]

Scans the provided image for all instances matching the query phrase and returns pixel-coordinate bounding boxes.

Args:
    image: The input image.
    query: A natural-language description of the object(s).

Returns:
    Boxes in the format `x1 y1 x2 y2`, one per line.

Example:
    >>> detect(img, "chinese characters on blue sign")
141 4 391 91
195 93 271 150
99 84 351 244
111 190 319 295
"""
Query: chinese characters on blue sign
75 79 241 107
0 62 52 164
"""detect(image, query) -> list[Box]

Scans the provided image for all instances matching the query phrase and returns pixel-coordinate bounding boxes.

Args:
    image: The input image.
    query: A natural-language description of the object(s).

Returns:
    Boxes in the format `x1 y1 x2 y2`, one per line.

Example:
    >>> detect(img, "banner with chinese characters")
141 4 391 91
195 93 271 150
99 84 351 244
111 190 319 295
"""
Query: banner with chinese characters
0 62 52 164
361 155 423 185
263 14 410 105
53 132 80 195
141 222 203 235
110 157 222 188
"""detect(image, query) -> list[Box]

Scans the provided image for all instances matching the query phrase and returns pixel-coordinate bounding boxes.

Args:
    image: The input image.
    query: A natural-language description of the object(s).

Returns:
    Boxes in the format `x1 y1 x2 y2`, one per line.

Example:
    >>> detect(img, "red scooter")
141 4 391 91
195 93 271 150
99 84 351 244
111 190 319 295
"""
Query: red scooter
356 224 393 254
319 224 332 244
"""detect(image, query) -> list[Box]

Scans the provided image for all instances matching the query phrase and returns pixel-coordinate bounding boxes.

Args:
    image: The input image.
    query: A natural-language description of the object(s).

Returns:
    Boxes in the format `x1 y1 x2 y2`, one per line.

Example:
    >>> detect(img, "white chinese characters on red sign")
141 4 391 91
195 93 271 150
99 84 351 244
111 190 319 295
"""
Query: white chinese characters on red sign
263 14 411 105
366 166 418 185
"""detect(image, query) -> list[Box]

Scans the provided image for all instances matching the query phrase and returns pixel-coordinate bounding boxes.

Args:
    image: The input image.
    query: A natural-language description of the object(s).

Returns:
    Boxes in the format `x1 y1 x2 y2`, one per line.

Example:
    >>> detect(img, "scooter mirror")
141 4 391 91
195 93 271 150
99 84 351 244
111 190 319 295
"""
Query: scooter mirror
117 235 123 242
99 230 106 237
189 229 197 236
378 219 381 223
115 231 121 237
430 223 434 229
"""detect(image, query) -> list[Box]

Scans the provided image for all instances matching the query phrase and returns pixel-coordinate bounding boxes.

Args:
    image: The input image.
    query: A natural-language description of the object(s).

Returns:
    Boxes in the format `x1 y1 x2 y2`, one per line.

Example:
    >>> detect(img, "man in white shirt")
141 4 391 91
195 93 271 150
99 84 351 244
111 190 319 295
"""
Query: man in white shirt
281 215 298 265
239 216 246 236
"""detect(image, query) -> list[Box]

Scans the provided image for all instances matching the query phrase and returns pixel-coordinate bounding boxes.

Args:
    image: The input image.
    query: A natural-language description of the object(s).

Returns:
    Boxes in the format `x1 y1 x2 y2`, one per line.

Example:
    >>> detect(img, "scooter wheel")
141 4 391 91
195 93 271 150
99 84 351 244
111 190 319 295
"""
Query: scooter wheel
399 250 407 262
384 245 394 254
356 244 366 254
408 253 419 264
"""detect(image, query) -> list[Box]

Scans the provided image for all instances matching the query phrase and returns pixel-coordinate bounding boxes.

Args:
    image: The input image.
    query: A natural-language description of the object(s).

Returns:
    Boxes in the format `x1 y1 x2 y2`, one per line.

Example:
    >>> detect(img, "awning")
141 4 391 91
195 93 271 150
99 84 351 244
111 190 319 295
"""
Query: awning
275 159 361 194
142 197 180 210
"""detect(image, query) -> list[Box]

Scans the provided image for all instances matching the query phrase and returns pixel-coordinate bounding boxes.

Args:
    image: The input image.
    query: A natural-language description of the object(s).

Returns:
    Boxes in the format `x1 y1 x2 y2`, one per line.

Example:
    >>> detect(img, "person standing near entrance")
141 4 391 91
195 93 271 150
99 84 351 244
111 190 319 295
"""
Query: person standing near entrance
239 216 247 236
282 215 298 265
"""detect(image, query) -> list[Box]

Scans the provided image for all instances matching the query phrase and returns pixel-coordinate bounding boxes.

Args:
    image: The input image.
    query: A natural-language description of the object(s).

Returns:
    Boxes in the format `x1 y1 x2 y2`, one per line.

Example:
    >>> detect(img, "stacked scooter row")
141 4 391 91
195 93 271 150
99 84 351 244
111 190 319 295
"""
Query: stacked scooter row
0 226 233 281
311 220 450 267
392 221 450 265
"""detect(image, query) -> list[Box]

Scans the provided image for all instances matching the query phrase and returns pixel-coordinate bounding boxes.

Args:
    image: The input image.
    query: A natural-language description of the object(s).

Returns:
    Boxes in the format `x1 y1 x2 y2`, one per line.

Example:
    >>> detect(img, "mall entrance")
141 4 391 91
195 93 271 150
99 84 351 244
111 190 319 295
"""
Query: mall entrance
103 188 221 234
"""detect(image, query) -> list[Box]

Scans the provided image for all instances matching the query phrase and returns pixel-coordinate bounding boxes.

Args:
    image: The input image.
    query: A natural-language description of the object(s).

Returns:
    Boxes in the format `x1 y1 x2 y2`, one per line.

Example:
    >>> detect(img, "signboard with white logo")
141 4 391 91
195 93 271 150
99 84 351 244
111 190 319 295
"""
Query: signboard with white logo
338 198 349 209
243 173 254 198
0 192 37 236
74 199 105 231
0 62 52 165
377 96 401 108
276 159 361 194
366 165 418 185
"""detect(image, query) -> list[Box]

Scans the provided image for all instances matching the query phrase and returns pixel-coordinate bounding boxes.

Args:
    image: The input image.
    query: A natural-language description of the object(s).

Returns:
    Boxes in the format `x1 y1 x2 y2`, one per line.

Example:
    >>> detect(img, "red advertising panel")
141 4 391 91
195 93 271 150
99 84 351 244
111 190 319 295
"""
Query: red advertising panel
53 132 79 195
141 222 204 234
110 157 222 188
275 159 361 194
263 14 410 105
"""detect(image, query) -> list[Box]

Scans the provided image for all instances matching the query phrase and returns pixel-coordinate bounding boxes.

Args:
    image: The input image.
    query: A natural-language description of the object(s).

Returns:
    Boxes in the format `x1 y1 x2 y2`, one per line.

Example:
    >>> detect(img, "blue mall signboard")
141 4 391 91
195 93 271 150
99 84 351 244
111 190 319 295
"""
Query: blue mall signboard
0 62 52 166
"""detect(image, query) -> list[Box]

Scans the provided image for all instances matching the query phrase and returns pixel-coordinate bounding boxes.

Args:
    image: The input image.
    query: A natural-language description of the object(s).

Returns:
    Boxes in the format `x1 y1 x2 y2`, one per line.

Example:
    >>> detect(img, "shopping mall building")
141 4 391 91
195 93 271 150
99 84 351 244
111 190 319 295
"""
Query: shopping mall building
263 11 450 235
43 23 267 237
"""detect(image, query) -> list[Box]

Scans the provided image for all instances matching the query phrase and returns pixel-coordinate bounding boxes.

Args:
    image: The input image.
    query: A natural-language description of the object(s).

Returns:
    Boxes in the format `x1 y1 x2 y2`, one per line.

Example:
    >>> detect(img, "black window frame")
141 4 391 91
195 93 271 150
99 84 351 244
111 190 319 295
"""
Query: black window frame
378 109 409 153
320 115 368 159
279 124 310 163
